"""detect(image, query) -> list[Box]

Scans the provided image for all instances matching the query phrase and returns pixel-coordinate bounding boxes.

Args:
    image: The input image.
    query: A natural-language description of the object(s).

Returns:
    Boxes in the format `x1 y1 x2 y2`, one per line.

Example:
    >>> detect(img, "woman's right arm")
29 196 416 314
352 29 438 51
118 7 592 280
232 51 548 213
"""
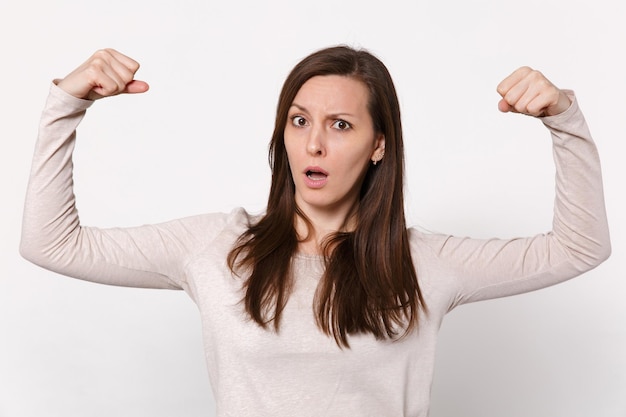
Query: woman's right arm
20 50 201 290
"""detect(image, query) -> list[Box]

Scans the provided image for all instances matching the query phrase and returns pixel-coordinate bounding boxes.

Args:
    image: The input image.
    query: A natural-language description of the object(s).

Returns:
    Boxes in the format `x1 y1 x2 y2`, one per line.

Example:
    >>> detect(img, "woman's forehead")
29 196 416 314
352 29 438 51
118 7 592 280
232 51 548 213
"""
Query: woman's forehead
291 75 370 115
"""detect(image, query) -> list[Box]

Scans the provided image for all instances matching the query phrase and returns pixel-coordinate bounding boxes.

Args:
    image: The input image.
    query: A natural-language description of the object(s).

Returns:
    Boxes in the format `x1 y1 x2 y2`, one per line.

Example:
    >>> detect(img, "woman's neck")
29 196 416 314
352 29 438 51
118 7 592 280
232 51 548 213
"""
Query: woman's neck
294 205 358 255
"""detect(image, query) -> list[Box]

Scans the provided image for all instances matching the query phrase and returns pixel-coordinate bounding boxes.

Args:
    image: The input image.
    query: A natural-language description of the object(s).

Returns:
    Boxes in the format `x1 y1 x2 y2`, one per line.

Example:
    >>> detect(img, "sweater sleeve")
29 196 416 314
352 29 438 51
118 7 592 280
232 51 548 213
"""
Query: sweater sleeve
19 83 230 290
413 91 611 311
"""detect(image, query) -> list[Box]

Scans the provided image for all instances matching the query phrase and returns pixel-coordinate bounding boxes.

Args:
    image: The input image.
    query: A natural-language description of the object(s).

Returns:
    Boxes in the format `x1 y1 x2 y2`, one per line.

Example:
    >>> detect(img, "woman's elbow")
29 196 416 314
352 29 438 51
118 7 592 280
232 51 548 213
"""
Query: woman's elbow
19 237 44 267
580 235 612 272
595 238 612 266
19 233 57 272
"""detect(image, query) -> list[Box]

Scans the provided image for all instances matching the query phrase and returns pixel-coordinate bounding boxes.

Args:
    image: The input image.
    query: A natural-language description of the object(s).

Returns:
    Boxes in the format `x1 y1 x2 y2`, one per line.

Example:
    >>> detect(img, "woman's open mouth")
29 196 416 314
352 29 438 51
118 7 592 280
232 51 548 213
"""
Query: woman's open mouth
303 167 328 188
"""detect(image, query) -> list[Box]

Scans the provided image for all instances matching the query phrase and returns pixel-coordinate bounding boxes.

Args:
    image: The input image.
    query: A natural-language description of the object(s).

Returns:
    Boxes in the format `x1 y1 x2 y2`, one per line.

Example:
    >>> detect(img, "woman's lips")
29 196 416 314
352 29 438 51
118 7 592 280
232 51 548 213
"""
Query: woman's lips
303 166 328 188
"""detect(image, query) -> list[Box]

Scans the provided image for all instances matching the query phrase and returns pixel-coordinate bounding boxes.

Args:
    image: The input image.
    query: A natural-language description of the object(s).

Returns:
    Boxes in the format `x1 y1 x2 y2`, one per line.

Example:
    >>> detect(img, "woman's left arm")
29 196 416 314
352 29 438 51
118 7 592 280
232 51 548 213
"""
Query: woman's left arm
423 68 611 307
496 67 611 271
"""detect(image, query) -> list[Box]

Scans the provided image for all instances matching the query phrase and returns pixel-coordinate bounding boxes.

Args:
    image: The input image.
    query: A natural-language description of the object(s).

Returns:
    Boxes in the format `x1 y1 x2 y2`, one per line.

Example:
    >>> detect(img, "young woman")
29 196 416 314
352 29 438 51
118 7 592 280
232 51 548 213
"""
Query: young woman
21 46 610 416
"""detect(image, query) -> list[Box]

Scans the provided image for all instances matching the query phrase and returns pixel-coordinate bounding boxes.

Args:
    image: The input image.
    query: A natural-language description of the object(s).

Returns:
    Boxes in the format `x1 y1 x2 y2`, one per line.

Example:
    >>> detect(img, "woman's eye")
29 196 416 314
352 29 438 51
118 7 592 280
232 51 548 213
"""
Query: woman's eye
332 120 351 130
291 116 308 127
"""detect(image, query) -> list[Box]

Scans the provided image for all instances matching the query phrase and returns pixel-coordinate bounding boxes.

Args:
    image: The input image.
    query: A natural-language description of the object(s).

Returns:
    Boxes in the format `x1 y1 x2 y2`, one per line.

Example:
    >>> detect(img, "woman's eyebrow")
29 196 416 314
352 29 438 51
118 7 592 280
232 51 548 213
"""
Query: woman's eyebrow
289 103 308 113
289 102 356 118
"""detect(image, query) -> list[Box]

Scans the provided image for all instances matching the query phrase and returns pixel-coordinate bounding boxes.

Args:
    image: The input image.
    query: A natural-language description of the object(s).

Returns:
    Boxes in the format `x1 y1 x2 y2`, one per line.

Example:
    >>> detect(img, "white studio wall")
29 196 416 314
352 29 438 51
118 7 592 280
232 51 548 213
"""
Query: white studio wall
1 1 624 416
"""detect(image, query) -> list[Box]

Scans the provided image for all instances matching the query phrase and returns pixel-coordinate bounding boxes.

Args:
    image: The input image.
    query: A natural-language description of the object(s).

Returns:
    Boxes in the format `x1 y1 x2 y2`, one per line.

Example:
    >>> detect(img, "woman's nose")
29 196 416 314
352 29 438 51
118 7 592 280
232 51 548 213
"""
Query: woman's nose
306 126 325 156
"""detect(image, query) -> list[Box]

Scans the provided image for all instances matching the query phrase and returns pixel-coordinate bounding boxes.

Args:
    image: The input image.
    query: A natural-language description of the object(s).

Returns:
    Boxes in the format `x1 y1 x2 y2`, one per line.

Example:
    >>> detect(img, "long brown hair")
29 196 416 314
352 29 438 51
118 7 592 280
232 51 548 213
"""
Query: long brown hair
228 45 425 347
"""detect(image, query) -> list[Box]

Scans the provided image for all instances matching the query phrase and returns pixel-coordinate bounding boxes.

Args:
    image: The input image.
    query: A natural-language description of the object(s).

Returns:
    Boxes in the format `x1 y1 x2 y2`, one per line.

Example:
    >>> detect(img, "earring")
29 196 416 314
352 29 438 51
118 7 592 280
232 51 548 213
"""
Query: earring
373 150 385 165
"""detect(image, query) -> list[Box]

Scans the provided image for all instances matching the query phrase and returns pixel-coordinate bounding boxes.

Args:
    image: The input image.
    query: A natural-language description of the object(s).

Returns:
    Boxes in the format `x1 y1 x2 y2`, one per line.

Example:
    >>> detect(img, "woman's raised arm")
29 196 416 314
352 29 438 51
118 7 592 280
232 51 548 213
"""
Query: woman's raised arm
19 50 213 290
417 67 611 309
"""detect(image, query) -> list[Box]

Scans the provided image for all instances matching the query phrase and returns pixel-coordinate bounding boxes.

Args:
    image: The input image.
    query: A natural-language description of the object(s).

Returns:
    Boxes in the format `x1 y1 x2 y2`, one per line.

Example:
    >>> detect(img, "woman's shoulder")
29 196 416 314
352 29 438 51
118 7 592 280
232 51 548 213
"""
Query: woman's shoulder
407 226 451 253
173 207 261 234
133 207 261 260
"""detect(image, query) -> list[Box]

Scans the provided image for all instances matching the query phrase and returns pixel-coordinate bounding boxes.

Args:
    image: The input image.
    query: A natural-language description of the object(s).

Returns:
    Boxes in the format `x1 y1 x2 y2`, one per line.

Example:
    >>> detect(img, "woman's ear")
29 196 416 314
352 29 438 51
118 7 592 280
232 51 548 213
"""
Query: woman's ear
371 134 386 164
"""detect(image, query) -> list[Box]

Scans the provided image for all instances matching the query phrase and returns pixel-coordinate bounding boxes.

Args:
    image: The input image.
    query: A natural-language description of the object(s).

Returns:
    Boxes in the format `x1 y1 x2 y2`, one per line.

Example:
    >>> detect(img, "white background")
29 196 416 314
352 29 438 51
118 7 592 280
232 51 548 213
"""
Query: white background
1 0 624 416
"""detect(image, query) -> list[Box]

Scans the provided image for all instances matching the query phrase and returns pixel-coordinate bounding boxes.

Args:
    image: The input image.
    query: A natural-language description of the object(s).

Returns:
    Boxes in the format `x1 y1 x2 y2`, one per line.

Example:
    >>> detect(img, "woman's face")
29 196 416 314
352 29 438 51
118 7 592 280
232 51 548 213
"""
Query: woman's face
284 75 385 219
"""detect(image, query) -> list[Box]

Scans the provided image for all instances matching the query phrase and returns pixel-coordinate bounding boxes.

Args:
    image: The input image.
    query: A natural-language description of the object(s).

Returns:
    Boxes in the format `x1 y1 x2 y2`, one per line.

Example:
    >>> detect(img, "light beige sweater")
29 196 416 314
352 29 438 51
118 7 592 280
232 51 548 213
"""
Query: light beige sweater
20 83 611 417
